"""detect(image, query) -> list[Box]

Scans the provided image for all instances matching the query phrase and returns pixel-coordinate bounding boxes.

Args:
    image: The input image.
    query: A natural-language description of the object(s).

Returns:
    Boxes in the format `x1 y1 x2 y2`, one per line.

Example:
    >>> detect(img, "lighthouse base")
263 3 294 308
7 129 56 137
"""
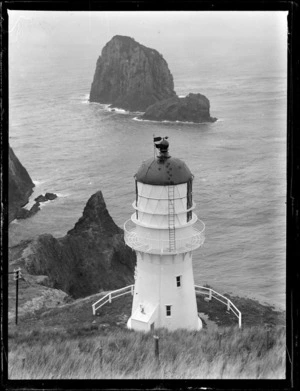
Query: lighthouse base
127 316 202 332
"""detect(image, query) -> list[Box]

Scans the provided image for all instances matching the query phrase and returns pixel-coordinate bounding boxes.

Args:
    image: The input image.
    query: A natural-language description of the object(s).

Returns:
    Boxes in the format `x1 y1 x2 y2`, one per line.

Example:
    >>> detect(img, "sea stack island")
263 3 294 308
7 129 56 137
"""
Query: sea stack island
90 35 217 123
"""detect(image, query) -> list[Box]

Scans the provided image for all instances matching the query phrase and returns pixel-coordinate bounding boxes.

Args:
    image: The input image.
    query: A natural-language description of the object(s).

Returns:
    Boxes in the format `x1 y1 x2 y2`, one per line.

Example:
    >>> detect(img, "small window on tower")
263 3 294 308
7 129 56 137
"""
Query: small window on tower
176 276 181 287
166 305 172 317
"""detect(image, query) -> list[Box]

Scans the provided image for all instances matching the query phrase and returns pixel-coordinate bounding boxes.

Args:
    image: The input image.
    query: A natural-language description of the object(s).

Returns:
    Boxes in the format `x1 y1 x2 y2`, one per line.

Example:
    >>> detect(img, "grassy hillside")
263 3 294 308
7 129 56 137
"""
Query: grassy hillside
7 293 286 379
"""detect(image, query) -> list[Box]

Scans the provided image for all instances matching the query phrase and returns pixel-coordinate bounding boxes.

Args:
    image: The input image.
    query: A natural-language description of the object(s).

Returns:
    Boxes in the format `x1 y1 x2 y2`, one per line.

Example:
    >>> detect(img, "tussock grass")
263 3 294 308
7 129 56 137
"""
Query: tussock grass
8 325 285 379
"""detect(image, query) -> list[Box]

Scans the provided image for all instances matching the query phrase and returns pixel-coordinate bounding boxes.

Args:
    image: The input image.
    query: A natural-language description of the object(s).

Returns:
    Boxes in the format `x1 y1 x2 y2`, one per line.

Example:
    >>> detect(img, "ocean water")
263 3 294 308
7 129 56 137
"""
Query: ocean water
8 41 286 310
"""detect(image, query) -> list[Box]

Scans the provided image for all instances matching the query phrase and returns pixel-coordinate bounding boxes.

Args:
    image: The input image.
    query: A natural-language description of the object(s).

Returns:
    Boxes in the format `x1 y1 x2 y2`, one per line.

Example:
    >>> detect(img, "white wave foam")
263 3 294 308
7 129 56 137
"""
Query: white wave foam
86 100 145 116
55 192 70 198
133 117 215 125
33 179 47 186
10 218 21 225
81 94 90 104
88 102 111 109
108 107 129 114
39 200 51 209
23 202 35 210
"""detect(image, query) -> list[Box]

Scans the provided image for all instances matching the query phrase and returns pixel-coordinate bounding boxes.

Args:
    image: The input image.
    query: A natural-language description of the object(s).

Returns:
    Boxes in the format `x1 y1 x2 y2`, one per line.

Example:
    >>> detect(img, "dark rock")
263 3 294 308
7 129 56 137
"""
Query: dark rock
34 195 47 203
45 193 57 201
29 202 41 215
9 191 136 299
141 93 217 123
89 35 176 111
35 193 57 203
15 208 31 220
9 146 35 223
15 202 41 220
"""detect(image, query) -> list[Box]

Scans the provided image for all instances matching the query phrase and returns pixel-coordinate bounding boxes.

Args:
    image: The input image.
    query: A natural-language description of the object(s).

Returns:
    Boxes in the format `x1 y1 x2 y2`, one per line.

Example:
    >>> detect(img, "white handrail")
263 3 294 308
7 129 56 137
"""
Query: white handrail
92 285 134 315
195 285 242 328
91 284 242 328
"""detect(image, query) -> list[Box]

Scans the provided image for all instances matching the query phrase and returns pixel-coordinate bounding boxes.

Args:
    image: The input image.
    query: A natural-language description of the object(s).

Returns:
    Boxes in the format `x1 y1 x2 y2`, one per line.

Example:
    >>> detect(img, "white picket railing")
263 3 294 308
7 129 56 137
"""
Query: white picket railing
92 285 134 316
195 285 242 328
91 284 242 328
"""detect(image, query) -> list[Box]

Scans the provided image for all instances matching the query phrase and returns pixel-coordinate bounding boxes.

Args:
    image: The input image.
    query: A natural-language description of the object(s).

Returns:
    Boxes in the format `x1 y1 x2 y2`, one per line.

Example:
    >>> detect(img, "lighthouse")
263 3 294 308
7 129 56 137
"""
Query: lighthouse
124 137 205 331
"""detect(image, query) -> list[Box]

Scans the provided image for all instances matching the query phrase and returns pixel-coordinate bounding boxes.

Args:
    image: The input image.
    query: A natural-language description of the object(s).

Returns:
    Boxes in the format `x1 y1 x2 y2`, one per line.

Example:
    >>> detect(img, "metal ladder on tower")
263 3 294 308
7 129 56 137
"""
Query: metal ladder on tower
168 185 176 251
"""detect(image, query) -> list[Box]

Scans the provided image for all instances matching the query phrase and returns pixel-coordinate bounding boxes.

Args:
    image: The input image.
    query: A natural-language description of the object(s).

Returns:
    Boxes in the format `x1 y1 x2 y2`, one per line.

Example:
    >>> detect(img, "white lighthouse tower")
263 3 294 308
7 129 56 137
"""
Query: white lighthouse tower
124 137 205 332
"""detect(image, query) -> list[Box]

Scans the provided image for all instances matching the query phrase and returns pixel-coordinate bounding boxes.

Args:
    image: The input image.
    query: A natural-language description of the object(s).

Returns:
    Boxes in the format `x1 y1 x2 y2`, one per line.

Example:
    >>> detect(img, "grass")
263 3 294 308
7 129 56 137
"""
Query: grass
7 293 286 379
8 325 286 379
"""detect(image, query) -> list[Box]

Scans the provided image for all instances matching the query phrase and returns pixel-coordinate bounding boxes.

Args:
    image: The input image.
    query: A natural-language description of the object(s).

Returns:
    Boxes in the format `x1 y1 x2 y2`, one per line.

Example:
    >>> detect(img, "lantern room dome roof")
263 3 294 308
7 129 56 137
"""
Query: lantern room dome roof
135 156 193 185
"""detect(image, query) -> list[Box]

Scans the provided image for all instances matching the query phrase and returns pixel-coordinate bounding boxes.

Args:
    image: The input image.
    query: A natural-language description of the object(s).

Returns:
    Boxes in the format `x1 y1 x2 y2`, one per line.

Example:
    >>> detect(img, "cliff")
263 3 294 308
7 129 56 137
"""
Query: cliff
9 146 35 223
9 191 136 299
141 93 217 123
89 35 176 111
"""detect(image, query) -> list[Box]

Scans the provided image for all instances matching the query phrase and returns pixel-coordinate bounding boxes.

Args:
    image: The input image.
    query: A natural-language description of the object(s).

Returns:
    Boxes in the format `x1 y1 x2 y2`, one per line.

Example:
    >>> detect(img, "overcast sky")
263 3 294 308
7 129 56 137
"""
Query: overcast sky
9 10 288 50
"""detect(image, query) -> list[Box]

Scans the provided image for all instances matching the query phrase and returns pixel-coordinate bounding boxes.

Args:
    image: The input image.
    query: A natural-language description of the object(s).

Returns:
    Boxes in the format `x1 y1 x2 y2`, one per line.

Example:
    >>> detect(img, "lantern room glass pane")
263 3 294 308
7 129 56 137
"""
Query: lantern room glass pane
187 178 193 222
135 180 138 219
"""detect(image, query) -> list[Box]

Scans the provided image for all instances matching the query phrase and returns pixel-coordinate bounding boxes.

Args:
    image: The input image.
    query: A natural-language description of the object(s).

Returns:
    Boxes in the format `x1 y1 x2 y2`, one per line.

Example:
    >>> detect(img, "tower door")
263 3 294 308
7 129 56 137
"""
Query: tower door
168 185 176 251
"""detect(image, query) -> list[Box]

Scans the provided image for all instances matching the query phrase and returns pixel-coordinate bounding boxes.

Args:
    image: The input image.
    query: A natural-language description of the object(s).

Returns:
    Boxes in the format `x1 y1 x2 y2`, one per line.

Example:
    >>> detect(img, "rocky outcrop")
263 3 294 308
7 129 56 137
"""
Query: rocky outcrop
35 193 57 203
89 35 176 111
141 93 217 123
89 36 217 122
9 191 136 299
9 146 35 223
15 202 41 220
14 193 58 220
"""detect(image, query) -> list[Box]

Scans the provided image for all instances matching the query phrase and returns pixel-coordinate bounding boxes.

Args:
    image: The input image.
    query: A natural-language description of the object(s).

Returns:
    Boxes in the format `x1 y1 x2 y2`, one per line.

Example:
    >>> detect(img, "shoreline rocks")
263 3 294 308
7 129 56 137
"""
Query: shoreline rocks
89 35 217 123
15 193 58 221
141 93 217 123
9 191 136 299
15 202 41 220
34 193 58 203
9 146 35 223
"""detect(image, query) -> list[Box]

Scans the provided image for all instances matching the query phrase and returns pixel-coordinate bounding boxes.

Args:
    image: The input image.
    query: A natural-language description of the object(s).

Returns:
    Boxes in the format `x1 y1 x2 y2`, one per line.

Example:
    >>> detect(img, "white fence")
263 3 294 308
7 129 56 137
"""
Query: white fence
92 285 134 316
195 285 242 328
91 284 242 328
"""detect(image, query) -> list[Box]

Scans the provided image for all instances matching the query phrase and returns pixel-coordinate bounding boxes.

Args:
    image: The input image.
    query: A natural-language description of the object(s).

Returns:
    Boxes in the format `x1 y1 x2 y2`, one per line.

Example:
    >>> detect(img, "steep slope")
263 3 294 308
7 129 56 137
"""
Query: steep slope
90 35 176 111
9 191 136 299
9 146 35 223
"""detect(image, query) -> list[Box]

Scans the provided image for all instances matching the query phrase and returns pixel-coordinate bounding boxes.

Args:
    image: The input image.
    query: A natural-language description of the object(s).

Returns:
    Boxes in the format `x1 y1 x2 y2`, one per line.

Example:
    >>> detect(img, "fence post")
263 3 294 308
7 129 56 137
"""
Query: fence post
14 268 20 325
154 335 159 363
265 324 271 348
239 313 242 329
209 289 212 300
227 301 231 312
92 304 95 316
109 293 112 303
99 344 103 370
218 333 223 348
